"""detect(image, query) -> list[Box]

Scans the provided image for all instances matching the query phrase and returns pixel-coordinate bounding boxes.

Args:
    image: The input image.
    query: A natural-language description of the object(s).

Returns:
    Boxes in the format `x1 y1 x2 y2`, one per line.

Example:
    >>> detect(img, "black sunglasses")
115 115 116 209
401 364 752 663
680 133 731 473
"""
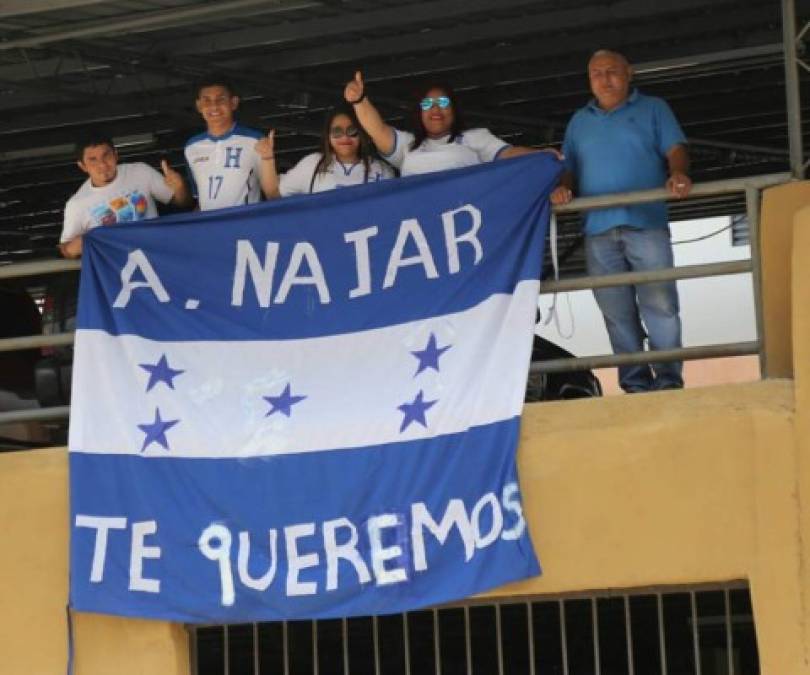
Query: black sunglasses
329 126 359 139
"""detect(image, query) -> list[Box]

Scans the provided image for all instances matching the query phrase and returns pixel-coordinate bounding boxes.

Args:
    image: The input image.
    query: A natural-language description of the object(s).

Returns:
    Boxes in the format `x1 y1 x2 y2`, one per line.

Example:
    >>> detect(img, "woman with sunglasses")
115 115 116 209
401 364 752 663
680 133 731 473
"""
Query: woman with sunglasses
256 103 394 197
344 72 557 176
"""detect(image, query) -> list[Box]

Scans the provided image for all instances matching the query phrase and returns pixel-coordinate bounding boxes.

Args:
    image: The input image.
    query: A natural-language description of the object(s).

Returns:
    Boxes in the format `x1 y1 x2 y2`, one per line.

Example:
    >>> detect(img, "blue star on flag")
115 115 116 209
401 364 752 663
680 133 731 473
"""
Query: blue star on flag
137 408 179 452
411 333 451 376
139 354 185 392
398 390 438 432
264 383 307 417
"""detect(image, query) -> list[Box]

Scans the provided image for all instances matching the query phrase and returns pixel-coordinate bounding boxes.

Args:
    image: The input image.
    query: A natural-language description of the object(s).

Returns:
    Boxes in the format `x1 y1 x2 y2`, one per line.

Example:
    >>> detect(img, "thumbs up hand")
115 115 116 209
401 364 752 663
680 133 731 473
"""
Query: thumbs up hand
344 71 365 104
161 159 184 193
255 130 275 161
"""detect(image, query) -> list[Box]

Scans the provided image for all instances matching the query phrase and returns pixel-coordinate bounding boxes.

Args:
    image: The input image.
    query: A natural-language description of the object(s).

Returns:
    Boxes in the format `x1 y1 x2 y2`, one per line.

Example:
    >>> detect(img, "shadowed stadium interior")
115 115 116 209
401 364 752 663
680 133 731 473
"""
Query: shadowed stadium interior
0 0 808 276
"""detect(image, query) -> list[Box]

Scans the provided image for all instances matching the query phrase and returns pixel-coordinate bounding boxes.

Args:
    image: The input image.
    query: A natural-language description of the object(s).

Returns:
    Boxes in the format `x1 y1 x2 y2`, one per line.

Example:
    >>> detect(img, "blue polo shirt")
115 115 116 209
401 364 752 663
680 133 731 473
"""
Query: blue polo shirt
562 90 686 236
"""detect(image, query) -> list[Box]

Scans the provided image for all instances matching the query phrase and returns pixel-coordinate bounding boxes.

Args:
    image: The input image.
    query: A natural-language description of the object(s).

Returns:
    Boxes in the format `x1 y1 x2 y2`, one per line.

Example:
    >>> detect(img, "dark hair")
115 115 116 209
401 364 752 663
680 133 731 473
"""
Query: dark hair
193 74 237 100
309 103 381 193
75 132 116 161
410 82 466 151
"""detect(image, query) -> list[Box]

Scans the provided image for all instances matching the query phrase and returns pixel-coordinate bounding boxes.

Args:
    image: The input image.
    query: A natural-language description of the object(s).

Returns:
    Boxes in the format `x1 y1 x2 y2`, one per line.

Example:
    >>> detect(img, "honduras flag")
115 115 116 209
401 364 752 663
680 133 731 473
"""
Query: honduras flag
68 153 561 622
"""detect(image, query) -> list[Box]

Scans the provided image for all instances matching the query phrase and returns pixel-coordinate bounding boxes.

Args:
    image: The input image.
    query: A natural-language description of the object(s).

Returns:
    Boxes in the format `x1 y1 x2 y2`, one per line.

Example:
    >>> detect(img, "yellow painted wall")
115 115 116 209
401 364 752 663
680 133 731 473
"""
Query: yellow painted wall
791 208 810 671
760 181 810 377
2 181 809 673
0 448 189 675
495 381 805 673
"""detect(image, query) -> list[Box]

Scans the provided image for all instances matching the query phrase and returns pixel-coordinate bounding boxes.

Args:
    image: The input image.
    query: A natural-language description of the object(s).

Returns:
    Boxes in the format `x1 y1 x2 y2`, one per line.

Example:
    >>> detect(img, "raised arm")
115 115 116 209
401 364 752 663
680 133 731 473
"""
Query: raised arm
344 71 396 156
254 130 281 199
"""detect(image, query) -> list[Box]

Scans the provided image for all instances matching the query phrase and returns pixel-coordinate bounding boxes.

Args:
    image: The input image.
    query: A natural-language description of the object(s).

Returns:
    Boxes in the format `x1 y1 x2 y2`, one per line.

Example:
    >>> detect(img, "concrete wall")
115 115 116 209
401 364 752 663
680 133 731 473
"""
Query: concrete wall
2 181 809 673
760 181 810 377
0 448 189 675
495 380 803 673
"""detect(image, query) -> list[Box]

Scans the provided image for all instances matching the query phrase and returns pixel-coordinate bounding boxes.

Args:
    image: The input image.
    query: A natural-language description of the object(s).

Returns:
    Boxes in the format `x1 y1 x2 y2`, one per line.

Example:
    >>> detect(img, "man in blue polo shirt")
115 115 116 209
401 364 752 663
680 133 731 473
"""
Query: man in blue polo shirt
551 49 692 393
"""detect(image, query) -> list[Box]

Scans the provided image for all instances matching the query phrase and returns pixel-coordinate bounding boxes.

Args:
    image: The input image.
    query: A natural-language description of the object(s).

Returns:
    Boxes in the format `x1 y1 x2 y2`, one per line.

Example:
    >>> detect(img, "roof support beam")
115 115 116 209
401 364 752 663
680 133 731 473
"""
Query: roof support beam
0 0 109 19
0 32 786 143
0 0 320 50
162 0 542 56
230 0 743 73
782 0 805 177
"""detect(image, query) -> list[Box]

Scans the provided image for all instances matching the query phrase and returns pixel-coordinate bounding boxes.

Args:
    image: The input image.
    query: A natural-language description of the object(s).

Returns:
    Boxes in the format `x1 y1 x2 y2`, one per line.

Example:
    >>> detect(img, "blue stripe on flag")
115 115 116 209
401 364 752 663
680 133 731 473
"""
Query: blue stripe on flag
69 418 539 623
78 155 559 341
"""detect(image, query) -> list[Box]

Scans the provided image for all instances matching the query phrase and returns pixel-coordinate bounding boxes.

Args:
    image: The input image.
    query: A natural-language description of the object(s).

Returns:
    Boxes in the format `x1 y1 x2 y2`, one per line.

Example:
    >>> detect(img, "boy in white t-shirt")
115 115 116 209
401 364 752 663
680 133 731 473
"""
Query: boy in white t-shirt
185 75 276 210
59 134 189 259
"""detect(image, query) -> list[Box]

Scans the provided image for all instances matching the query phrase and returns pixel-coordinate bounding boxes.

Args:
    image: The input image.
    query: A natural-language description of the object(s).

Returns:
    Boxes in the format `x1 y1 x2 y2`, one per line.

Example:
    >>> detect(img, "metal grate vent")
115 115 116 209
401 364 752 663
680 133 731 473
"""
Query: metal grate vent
191 583 759 675
731 214 750 247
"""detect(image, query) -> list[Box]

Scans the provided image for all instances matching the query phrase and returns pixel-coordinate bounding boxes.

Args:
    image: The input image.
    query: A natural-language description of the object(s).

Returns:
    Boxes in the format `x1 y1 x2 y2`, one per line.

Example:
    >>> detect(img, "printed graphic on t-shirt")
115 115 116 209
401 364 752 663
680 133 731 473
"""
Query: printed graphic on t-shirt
333 171 385 188
88 190 149 226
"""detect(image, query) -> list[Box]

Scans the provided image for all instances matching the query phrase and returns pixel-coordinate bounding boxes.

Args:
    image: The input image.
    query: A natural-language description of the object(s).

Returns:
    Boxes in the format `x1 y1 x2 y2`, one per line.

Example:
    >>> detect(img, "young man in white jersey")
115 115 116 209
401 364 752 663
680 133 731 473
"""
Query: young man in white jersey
185 75 275 210
60 133 189 258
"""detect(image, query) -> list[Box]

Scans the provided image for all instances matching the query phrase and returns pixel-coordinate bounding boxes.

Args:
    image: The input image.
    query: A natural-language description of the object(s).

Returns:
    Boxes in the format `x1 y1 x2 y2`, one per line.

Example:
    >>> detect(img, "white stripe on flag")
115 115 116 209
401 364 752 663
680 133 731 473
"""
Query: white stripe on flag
69 280 539 458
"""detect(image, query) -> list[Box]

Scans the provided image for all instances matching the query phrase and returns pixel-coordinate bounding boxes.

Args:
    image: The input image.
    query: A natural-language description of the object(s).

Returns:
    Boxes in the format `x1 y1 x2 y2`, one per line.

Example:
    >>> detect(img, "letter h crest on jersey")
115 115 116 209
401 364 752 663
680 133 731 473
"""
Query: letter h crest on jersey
224 146 243 169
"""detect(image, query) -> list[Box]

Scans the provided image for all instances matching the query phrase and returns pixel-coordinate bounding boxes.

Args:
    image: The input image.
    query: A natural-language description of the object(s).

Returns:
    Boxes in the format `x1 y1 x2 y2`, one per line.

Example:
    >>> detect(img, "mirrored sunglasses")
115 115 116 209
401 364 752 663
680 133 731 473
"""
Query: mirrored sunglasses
329 126 359 139
420 95 451 111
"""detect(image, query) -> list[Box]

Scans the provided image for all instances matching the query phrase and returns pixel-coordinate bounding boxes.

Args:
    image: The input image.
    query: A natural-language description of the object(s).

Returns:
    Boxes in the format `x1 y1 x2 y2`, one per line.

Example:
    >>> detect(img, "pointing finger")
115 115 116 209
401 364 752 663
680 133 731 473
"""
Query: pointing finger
161 159 170 175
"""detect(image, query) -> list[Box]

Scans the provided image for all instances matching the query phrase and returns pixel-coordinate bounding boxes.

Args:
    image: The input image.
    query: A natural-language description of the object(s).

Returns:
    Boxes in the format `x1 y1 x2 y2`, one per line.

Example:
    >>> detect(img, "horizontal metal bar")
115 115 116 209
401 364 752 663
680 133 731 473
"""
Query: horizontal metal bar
0 405 70 425
0 258 80 279
0 0 316 50
0 344 759 424
0 0 111 19
687 137 789 158
552 173 791 214
530 341 759 374
0 174 789 285
0 332 74 352
0 261 751 352
540 260 752 294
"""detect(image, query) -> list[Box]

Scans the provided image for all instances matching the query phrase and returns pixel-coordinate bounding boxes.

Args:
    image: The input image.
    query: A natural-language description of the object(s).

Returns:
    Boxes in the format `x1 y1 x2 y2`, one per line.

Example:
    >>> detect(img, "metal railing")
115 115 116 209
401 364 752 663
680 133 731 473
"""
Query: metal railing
0 172 792 426
189 582 758 675
532 172 790 375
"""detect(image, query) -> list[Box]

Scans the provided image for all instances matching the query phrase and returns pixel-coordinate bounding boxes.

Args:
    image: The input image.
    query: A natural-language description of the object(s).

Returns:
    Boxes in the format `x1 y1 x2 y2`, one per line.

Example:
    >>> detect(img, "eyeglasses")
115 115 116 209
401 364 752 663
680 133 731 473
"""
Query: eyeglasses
329 126 359 139
420 96 451 111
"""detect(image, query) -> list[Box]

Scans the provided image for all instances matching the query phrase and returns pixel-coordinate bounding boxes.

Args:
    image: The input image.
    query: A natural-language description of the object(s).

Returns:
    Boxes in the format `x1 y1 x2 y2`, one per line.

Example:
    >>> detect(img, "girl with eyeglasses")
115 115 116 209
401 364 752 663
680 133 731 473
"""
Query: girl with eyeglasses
256 103 394 197
344 73 559 177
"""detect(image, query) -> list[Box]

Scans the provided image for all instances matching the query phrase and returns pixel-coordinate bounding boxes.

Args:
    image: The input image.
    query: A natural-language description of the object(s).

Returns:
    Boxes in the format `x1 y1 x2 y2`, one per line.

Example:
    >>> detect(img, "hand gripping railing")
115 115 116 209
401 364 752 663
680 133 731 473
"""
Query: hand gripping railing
0 172 793 425
533 172 791 376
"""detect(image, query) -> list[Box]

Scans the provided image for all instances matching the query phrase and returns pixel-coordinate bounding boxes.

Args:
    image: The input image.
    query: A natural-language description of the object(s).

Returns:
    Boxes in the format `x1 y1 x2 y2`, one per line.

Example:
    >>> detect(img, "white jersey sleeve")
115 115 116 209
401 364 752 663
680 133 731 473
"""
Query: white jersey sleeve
279 153 323 196
461 128 511 163
183 143 199 198
382 128 415 169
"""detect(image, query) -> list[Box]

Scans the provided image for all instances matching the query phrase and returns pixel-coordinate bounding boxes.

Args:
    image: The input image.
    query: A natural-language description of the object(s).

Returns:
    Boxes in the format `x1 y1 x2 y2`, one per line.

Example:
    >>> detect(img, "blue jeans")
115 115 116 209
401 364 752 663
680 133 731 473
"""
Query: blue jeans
585 226 683 392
